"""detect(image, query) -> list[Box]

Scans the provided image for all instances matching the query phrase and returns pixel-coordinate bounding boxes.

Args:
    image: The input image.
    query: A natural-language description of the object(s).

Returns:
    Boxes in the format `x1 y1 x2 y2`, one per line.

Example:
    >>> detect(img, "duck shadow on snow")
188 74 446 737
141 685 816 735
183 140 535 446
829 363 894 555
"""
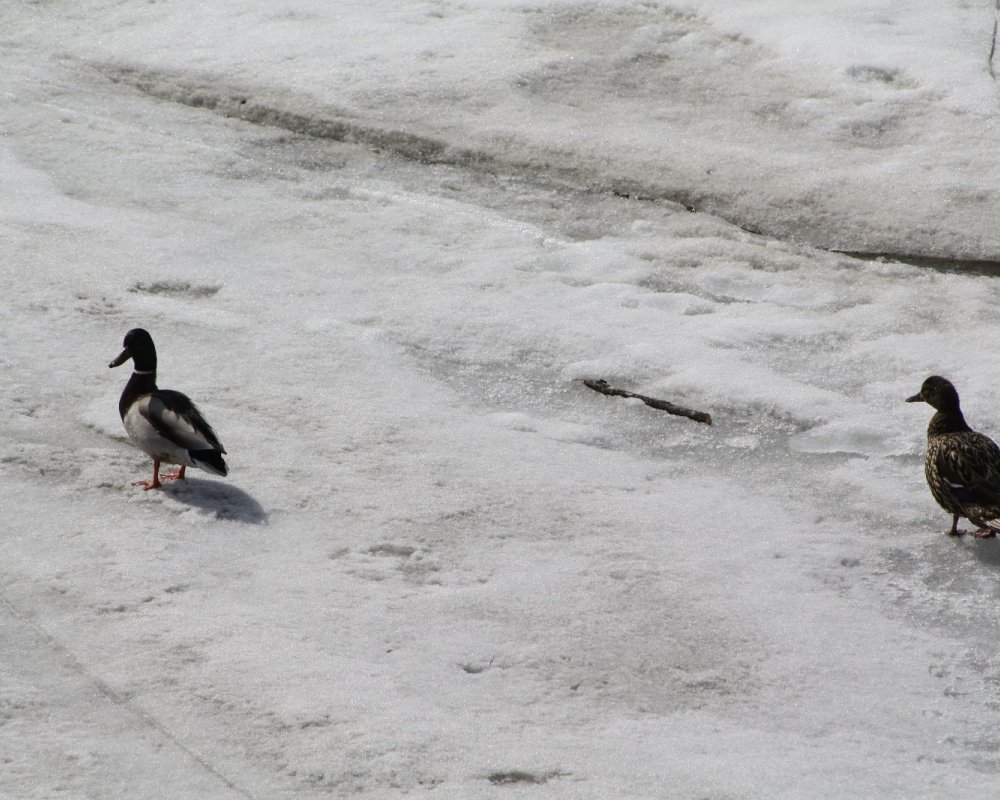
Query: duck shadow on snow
159 478 267 524
967 537 1000 568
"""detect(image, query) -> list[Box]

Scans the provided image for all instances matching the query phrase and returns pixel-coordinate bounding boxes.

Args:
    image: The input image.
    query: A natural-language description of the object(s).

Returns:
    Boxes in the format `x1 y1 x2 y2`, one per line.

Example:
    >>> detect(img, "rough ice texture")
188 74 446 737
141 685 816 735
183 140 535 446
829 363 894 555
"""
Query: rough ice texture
5 2 1000 798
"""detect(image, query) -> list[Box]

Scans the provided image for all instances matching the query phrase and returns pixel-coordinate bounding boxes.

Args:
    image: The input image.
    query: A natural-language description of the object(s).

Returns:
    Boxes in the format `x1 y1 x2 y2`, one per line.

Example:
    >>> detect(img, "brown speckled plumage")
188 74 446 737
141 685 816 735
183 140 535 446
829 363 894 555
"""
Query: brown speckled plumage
908 375 1000 538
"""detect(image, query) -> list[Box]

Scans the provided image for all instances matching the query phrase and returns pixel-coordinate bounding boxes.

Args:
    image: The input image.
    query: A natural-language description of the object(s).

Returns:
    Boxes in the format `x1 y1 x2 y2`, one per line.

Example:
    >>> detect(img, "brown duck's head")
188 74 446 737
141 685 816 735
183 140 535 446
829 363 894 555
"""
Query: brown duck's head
906 375 961 412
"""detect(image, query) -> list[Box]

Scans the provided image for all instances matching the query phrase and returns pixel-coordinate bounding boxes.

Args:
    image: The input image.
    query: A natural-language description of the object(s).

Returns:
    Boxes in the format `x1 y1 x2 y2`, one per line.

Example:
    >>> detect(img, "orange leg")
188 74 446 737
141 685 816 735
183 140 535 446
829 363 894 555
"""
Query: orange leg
132 459 163 490
161 465 187 482
947 515 963 536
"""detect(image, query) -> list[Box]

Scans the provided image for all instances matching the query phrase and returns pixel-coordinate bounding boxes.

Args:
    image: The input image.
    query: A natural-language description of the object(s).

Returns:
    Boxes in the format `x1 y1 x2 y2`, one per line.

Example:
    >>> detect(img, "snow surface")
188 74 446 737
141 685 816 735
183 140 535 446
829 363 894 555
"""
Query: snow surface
5 1 1000 798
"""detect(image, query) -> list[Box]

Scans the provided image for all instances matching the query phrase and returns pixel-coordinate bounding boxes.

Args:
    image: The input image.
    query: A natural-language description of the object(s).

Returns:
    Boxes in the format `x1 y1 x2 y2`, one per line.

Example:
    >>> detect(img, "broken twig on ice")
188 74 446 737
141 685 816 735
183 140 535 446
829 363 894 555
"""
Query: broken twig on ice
580 379 712 426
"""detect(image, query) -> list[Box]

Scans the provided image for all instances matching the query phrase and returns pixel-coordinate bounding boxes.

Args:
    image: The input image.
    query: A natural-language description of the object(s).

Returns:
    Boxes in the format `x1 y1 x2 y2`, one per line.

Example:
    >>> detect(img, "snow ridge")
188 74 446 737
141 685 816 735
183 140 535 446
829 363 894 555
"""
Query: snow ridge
98 62 708 214
97 58 1000 268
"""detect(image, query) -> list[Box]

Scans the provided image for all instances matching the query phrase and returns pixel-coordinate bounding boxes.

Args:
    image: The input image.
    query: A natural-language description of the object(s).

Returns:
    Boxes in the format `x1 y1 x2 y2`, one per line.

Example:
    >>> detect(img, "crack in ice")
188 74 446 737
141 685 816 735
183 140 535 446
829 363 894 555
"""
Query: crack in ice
992 1 1000 79
0 590 258 800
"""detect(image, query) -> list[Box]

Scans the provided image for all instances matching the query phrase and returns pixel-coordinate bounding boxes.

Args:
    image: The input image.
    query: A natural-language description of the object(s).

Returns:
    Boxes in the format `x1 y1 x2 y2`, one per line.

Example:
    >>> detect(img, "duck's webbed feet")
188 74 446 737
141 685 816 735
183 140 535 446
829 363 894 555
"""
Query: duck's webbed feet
132 459 164 490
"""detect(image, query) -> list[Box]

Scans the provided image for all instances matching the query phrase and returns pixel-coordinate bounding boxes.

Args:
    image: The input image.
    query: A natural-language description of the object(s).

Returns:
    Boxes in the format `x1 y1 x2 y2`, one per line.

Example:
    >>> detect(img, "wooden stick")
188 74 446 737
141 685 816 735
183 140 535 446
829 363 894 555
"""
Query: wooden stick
580 379 712 425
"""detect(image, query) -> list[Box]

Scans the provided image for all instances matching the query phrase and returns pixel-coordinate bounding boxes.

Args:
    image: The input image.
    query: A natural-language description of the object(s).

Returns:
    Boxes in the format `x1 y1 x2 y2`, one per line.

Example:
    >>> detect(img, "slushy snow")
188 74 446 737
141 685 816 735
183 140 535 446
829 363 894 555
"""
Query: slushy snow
4 2 1000 798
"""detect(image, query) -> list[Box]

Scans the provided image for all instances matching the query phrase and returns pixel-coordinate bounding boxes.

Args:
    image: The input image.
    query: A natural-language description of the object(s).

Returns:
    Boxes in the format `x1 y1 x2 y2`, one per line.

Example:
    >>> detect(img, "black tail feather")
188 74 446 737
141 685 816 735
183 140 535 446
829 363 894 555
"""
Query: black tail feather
190 449 228 477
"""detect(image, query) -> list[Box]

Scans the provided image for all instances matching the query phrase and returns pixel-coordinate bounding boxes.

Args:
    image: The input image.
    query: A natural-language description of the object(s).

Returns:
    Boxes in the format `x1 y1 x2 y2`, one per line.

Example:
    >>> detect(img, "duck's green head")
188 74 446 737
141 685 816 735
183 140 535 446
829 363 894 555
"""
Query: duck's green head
109 328 157 372
906 375 960 412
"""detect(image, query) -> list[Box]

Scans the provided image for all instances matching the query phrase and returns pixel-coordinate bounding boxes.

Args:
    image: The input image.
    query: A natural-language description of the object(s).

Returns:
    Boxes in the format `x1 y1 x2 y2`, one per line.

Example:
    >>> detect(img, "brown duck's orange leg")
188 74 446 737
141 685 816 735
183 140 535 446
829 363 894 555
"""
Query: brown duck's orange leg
162 465 186 481
947 515 963 536
132 459 163 490
973 528 997 539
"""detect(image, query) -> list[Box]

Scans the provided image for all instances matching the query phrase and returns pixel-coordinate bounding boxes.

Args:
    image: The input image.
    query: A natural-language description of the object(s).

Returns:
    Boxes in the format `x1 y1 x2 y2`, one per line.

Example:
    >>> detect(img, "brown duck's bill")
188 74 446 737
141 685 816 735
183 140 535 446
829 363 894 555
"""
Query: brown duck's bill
906 392 923 403
109 348 131 368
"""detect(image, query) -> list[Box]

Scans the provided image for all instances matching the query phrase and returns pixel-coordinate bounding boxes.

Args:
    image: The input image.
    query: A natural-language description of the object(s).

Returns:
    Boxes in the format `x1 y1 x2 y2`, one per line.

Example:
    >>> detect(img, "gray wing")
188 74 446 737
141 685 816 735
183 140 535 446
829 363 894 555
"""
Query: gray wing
140 390 226 453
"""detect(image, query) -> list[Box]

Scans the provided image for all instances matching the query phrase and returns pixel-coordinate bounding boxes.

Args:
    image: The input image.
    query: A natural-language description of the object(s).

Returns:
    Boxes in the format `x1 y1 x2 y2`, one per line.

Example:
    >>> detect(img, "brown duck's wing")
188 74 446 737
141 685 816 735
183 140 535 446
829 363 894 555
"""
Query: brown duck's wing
933 432 1000 507
140 390 227 454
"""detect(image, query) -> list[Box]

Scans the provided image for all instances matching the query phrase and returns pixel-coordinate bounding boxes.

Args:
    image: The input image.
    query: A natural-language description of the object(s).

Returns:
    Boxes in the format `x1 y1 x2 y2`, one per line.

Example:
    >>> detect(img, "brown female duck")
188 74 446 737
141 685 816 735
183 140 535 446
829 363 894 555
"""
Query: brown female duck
907 375 1000 538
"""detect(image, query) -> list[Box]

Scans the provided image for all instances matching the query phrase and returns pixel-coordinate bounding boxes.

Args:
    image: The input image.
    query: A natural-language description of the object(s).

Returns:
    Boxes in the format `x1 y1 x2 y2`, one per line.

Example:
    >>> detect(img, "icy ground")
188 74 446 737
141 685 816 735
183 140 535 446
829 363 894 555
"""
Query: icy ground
5 1 1000 798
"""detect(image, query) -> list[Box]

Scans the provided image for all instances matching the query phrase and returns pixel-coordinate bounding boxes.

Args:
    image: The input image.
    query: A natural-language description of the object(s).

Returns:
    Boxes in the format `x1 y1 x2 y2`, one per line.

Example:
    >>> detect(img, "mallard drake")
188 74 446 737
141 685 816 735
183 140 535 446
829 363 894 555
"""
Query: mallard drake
907 375 1000 538
109 328 228 490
